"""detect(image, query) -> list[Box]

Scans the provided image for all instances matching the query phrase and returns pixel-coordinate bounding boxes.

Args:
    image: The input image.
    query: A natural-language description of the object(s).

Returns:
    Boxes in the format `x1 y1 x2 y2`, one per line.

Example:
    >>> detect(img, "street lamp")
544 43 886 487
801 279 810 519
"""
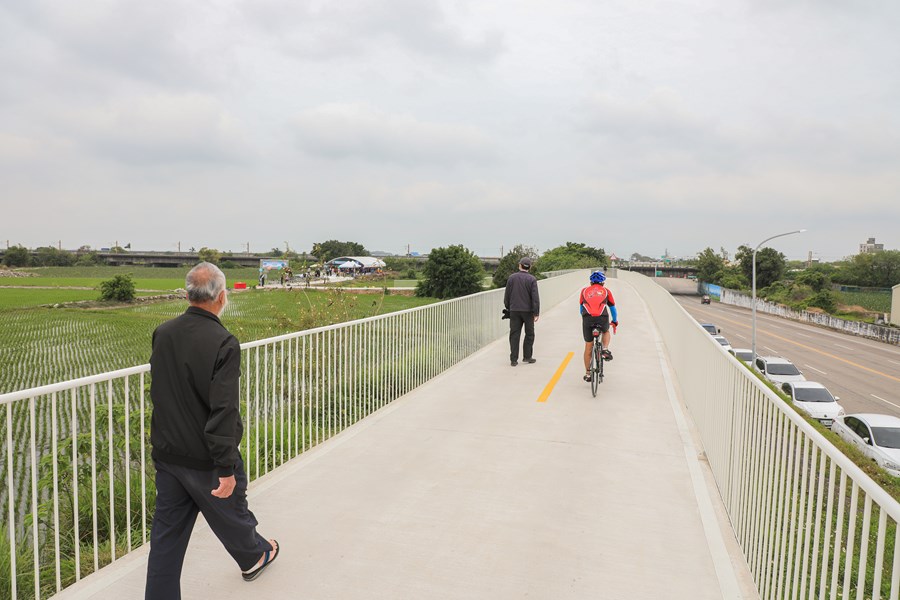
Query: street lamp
751 229 807 365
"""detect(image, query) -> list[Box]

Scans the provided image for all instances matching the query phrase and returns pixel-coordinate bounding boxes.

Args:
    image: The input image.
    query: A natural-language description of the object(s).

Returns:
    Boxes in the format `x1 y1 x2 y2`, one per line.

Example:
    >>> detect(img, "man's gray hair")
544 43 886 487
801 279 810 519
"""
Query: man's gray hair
186 262 226 303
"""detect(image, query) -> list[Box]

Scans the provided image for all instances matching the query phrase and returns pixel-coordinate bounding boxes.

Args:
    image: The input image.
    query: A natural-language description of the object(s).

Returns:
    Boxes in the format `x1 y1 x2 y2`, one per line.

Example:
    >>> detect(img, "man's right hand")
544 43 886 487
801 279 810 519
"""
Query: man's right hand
211 475 236 499
611 322 618 334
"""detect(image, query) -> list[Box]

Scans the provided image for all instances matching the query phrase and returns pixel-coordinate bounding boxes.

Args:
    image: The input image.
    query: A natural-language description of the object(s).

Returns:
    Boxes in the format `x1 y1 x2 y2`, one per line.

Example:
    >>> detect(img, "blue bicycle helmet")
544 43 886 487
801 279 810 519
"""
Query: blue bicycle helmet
589 271 606 284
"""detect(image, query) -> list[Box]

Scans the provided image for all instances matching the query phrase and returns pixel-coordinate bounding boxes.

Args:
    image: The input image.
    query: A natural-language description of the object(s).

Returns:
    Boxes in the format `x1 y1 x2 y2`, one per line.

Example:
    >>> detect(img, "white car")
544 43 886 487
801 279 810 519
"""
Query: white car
712 335 732 352
831 414 900 477
754 356 806 385
781 381 844 427
729 348 753 364
700 323 720 335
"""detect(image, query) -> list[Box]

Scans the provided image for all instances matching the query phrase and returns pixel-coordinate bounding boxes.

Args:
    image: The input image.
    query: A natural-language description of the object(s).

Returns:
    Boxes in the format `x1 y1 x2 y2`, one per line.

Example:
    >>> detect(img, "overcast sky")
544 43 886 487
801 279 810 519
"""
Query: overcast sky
2 0 898 261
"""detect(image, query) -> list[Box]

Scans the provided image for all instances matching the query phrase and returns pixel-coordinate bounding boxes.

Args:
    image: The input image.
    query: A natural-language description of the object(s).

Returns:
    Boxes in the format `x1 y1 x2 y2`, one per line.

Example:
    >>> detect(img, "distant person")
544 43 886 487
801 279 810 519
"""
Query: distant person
504 257 540 366
579 271 618 382
146 262 278 599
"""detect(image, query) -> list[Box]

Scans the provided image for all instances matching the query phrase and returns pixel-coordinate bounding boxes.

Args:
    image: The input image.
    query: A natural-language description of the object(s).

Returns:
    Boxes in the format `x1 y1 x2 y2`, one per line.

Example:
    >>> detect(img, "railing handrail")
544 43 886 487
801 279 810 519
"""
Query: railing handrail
0 364 151 406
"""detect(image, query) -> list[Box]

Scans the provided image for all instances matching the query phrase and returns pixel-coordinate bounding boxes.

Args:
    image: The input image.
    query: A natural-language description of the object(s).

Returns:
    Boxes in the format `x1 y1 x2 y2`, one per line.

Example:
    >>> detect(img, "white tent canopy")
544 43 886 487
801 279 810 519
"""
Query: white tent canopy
326 256 386 269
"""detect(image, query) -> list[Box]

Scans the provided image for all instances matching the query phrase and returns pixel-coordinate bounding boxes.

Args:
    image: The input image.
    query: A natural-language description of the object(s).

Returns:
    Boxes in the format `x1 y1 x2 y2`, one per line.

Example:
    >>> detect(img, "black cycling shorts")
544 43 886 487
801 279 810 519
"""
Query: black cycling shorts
582 314 610 342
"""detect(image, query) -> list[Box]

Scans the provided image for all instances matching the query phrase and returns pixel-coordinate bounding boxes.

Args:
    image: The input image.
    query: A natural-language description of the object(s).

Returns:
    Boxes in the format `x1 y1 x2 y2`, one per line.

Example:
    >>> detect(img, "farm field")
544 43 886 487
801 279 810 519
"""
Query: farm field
0 283 437 395
4 265 262 291
835 289 892 313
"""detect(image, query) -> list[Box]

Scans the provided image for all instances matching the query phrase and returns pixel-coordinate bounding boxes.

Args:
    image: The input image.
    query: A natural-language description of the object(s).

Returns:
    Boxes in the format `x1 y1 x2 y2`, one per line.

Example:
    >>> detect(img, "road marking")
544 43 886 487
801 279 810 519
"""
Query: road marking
537 352 574 403
764 346 779 354
805 364 828 375
872 395 900 410
835 343 853 351
888 360 900 366
704 313 900 384
794 332 811 339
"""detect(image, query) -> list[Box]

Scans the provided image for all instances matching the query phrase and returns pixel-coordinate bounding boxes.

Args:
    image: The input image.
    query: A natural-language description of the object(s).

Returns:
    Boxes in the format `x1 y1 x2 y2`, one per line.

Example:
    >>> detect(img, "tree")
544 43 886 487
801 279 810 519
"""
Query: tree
99 274 136 302
34 246 75 266
312 240 368 262
536 242 607 272
493 244 538 288
197 247 221 265
794 269 829 292
416 245 485 299
695 247 725 284
268 248 284 257
2 245 30 267
736 245 786 289
835 250 900 288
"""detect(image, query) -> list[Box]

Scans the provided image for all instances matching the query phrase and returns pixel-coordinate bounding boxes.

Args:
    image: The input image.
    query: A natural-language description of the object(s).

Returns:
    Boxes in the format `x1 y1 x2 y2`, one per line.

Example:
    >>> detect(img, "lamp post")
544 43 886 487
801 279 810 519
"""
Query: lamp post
751 229 806 365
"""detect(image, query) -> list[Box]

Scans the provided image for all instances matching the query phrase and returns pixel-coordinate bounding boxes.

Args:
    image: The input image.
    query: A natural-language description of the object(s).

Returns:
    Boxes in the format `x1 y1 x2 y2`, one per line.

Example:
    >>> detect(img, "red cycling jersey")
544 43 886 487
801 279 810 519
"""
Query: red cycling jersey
579 284 616 317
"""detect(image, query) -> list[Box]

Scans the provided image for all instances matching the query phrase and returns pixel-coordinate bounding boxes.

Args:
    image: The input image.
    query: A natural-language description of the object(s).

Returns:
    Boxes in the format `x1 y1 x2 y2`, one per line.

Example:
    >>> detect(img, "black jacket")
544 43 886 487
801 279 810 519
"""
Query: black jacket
150 306 243 477
504 271 540 315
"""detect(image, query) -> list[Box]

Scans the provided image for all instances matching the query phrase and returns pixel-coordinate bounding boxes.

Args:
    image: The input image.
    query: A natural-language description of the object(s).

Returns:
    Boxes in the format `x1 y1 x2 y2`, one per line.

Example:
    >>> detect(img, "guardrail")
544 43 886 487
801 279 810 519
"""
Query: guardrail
620 270 900 600
720 288 900 346
0 270 585 599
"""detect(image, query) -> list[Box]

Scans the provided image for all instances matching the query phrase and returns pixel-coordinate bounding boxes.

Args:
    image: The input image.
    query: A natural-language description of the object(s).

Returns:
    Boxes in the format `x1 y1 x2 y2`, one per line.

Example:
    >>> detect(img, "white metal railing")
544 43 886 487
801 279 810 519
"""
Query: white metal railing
720 288 900 346
620 270 900 600
0 270 585 599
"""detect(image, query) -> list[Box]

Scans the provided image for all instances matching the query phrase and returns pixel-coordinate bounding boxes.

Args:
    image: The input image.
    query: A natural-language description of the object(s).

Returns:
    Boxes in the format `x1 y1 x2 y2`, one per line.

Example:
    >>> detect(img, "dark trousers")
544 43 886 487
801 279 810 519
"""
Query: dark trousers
509 311 535 362
145 456 271 600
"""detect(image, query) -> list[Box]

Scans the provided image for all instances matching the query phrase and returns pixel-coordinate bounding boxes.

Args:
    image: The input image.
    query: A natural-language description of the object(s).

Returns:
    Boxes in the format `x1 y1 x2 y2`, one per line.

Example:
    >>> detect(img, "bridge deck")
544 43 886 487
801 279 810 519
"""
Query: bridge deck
56 280 756 600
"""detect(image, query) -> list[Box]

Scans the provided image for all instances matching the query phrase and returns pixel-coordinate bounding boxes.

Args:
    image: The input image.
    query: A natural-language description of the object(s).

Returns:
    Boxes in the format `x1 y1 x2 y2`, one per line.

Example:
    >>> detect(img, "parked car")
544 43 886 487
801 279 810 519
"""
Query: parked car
729 348 753 364
700 323 720 335
701 294 711 304
831 414 900 477
781 381 844 427
754 356 806 385
712 335 732 352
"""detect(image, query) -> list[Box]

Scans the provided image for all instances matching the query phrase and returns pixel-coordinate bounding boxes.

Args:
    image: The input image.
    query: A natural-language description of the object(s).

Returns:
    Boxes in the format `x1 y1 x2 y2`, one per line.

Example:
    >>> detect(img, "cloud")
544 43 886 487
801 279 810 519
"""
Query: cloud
0 0 232 91
61 94 252 166
290 103 498 166
240 0 504 62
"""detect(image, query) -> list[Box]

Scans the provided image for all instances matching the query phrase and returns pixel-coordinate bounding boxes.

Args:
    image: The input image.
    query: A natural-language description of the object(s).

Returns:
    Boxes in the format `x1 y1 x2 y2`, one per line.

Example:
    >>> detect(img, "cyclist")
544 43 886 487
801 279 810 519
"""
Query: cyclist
579 271 618 382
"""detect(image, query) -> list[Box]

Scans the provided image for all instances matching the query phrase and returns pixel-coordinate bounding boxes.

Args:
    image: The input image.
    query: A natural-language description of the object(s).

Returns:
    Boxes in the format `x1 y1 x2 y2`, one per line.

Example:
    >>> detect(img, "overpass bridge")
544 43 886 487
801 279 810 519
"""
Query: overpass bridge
3 272 899 599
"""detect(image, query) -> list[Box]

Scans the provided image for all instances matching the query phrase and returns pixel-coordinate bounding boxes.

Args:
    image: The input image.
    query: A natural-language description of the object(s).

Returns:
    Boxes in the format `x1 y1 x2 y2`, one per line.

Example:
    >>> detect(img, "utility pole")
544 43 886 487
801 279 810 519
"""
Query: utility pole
407 244 410 257
177 241 181 252
807 251 812 268
246 242 250 254
58 240 62 250
500 245 504 257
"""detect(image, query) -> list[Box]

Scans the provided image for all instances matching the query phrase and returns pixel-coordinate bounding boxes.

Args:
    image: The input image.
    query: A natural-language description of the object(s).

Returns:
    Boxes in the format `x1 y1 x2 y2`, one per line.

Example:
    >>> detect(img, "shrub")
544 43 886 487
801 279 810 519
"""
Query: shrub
416 245 485 299
405 268 417 280
807 290 837 312
99 274 136 302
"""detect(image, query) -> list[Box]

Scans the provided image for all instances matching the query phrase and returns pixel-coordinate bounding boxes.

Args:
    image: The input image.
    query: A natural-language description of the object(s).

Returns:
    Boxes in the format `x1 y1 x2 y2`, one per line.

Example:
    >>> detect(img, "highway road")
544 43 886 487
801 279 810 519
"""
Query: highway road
673 295 900 417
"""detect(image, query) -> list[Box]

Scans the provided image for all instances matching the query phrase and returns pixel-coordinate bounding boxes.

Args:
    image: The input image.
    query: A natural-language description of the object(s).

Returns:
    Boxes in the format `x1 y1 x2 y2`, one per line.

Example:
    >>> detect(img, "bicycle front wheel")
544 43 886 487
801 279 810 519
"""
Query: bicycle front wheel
591 344 600 397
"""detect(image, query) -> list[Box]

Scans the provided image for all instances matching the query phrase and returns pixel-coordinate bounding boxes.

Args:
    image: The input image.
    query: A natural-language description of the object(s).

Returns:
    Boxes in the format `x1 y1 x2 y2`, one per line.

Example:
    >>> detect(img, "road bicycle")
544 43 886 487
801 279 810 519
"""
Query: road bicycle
590 327 604 397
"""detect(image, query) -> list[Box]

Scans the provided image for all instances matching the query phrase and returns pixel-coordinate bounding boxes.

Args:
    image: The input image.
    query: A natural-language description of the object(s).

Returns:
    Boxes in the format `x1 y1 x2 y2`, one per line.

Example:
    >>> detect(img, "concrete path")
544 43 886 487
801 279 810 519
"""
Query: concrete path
56 279 757 600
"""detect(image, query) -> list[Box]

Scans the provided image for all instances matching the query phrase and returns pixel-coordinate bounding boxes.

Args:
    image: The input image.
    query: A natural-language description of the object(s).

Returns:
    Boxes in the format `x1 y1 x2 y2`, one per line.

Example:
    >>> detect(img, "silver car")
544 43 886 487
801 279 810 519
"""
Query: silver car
831 413 900 477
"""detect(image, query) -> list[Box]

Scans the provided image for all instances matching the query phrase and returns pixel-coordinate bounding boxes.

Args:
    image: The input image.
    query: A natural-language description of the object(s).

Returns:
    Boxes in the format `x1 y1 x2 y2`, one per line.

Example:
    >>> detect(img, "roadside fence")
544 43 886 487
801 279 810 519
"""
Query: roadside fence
721 288 900 346
621 270 900 600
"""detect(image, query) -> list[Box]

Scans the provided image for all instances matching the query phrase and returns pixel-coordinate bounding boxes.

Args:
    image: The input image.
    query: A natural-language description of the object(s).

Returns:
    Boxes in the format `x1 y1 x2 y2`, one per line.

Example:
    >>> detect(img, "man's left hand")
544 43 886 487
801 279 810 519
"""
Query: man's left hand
211 475 236 499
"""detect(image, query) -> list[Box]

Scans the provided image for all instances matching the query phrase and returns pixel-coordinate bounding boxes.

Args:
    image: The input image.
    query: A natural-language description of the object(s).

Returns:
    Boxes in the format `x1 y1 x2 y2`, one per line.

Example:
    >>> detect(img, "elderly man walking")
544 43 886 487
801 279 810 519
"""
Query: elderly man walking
146 262 278 600
504 257 540 366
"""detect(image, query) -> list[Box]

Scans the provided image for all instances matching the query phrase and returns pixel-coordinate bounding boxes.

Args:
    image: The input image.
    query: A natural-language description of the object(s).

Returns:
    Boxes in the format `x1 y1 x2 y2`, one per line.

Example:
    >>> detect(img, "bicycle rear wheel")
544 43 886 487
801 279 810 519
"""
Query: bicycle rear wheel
591 344 600 397
598 346 604 383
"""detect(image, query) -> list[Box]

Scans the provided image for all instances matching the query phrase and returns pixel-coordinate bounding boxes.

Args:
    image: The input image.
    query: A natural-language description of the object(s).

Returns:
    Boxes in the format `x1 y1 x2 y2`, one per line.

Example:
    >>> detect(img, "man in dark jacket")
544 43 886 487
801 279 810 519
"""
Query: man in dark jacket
146 262 277 599
504 257 540 366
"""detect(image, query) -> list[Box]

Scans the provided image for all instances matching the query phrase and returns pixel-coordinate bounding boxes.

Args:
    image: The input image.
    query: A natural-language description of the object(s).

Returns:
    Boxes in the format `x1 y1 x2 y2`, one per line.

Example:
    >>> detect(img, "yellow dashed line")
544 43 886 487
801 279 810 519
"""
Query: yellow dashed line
537 352 574 403
711 313 900 384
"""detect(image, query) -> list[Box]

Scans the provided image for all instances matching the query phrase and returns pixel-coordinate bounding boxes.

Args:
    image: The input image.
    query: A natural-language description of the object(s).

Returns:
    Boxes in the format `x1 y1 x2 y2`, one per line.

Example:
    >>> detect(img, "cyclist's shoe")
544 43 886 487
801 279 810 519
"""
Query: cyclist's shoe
583 372 591 382
523 358 536 364
601 349 613 361
511 360 518 367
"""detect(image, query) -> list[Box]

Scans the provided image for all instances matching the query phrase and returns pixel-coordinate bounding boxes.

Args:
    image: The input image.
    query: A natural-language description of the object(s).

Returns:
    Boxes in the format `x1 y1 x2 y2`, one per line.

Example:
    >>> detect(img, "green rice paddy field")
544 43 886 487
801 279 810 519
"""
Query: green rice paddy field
0 267 436 395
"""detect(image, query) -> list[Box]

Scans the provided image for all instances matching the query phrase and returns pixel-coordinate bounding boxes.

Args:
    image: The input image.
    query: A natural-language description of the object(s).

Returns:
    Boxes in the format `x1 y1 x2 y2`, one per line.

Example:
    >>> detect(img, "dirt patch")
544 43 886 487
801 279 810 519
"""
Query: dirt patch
0 268 37 278
42 293 183 310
